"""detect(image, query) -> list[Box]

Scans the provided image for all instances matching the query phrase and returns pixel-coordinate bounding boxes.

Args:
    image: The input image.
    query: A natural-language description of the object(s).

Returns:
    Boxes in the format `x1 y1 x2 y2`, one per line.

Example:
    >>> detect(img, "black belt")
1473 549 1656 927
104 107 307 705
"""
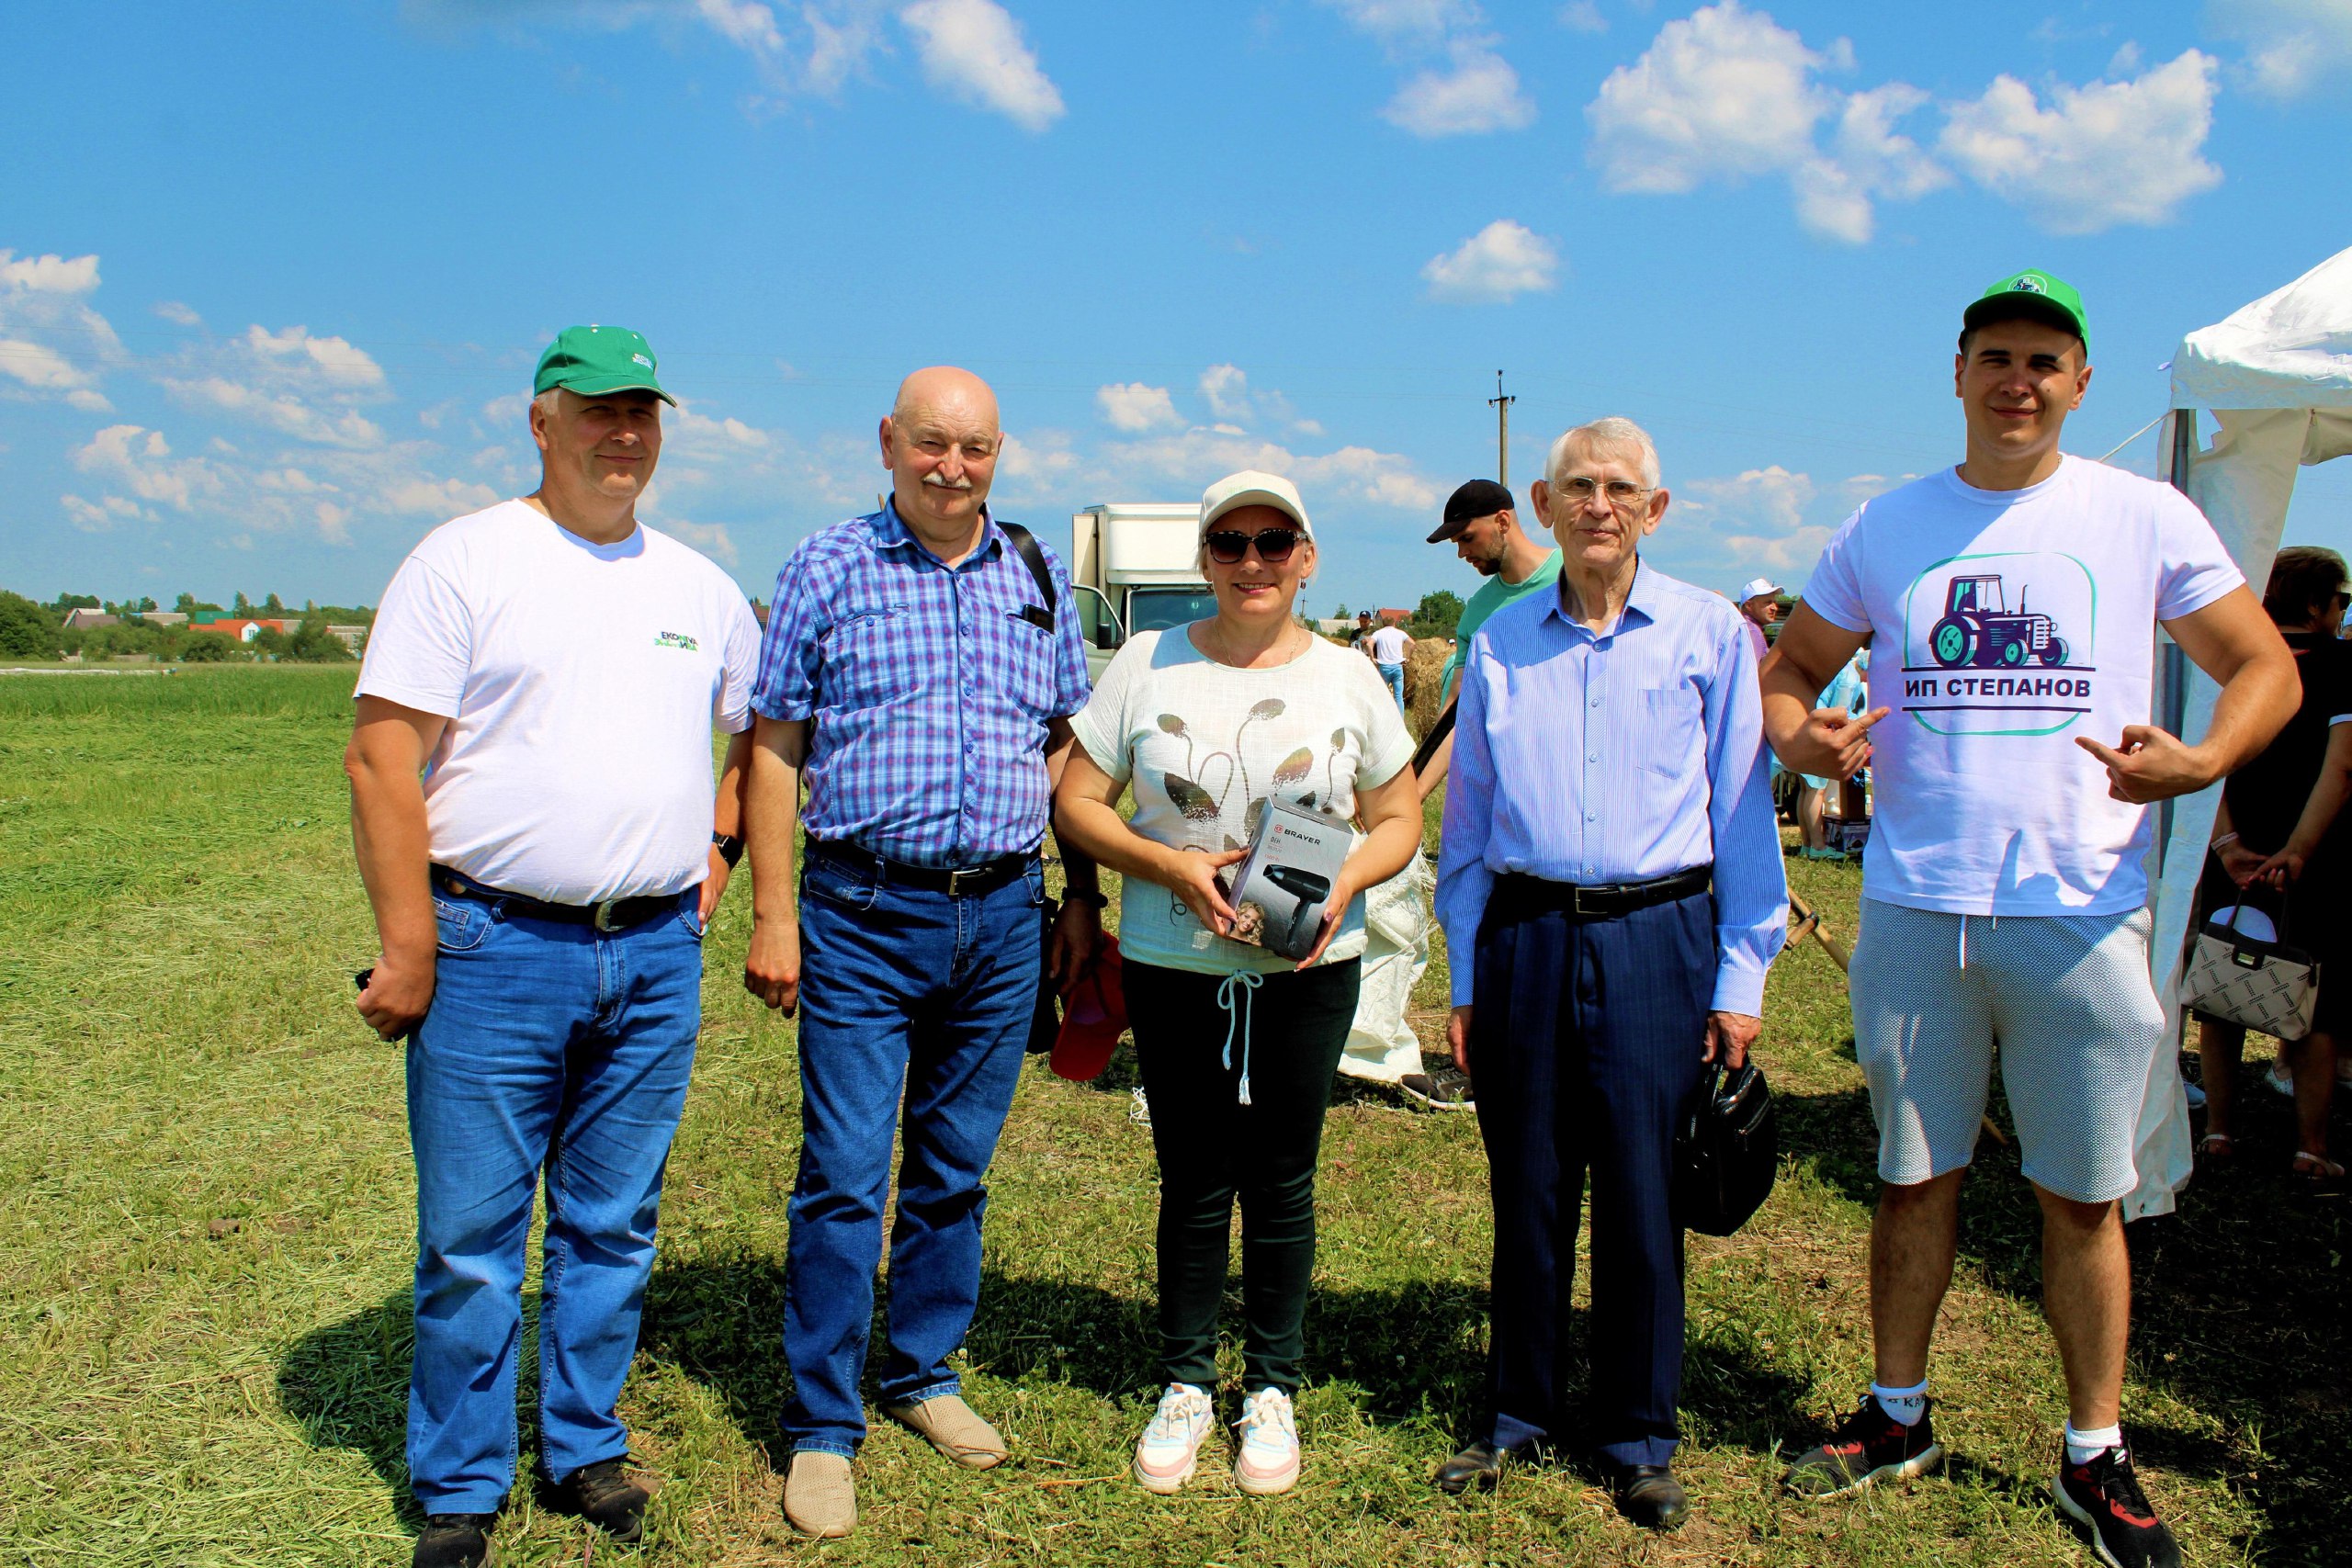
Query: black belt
431 866 677 932
1493 864 1713 920
808 840 1034 897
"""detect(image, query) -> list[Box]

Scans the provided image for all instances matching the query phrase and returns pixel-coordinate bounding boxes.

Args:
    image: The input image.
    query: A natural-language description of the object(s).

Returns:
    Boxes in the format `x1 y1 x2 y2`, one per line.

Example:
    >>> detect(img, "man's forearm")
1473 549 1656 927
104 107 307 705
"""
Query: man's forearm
350 762 435 962
2197 649 2301 781
744 723 805 925
714 728 752 838
1055 832 1102 900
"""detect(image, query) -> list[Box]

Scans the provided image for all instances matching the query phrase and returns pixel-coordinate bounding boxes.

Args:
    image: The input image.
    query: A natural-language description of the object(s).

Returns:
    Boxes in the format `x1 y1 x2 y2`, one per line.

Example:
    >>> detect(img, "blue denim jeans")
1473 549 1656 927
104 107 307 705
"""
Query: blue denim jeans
1378 661 1406 710
783 850 1046 1456
404 883 706 1515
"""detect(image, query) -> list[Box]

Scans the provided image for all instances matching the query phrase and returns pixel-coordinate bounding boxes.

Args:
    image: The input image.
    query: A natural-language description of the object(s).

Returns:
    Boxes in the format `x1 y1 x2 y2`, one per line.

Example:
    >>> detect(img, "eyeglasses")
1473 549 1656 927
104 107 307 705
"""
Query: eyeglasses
1204 527 1301 565
1552 476 1655 511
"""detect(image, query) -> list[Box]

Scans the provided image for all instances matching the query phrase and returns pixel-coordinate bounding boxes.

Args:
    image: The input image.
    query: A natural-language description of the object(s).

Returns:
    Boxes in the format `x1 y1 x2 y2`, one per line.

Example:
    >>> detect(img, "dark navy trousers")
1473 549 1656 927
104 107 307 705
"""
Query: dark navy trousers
1469 878 1713 1470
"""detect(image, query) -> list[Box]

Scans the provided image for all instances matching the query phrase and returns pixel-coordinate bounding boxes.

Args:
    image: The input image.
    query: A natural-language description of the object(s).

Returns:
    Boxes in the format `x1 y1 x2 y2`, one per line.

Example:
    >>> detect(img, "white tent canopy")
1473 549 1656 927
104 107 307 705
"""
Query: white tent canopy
2133 244 2352 1219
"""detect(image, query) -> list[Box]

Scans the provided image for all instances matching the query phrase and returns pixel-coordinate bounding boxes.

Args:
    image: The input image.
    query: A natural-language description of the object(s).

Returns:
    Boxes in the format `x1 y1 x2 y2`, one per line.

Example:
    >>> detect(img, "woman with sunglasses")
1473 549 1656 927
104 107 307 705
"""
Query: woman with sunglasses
1056 470 1421 1497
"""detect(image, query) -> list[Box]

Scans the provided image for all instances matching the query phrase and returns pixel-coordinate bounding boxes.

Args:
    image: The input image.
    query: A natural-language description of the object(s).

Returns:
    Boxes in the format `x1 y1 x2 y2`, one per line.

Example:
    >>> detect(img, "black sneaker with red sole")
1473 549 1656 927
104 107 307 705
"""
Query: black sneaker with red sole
2052 1441 2180 1568
1782 1392 1943 1498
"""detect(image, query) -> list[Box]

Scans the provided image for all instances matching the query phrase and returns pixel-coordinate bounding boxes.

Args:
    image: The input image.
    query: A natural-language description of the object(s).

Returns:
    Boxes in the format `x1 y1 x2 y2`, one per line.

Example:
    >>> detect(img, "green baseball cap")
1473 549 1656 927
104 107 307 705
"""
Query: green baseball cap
1962 268 2088 351
533 324 675 405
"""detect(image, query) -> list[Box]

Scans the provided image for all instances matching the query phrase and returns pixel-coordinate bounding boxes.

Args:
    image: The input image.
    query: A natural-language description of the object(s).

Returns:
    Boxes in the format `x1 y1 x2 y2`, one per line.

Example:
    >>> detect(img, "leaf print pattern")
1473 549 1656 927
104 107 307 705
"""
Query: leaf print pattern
1272 747 1313 785
1164 773 1220 820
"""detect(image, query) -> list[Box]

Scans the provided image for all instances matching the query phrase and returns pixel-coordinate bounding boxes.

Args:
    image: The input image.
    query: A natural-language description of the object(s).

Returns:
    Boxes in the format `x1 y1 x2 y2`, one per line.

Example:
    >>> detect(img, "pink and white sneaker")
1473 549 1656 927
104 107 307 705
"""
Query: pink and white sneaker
1133 1383 1216 1495
1233 1387 1301 1495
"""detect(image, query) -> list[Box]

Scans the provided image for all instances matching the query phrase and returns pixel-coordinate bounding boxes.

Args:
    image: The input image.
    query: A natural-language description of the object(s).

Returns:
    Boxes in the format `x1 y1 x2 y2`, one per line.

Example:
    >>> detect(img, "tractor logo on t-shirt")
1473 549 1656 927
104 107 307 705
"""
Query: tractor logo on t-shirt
1899 551 2095 736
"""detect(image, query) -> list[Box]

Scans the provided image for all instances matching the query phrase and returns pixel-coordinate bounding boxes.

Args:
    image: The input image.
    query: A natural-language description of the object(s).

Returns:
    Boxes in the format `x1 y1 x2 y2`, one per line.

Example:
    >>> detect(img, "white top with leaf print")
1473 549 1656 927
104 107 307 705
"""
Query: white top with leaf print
1070 626 1417 976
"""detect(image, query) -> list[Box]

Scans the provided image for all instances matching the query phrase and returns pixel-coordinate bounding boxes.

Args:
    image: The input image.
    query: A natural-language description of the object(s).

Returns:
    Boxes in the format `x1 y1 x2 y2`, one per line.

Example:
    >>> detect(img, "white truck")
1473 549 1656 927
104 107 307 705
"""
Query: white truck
1068 502 1217 682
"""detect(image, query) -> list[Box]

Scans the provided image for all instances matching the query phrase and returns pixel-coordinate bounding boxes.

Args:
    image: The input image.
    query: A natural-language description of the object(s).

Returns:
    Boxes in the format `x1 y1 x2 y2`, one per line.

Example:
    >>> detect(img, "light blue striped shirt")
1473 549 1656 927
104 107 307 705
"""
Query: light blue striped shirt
1436 559 1786 1012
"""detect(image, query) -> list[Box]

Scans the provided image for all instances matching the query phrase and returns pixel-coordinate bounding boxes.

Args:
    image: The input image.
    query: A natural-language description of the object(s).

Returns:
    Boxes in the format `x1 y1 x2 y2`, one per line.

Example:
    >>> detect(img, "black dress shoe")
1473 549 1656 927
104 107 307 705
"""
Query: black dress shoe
1434 1440 1529 1495
413 1514 494 1568
1614 1465 1690 1530
550 1457 650 1542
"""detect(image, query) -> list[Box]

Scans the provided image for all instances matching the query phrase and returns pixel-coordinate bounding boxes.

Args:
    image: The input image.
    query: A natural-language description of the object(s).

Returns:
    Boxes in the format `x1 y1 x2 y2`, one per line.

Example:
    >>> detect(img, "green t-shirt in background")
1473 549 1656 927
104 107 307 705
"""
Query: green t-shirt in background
1438 549 1562 701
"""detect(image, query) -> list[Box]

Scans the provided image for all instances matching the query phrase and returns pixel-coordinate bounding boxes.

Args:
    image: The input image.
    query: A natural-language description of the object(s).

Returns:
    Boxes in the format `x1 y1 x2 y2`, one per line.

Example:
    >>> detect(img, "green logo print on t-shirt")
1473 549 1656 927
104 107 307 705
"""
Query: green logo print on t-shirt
653 630 700 652
1897 551 2098 737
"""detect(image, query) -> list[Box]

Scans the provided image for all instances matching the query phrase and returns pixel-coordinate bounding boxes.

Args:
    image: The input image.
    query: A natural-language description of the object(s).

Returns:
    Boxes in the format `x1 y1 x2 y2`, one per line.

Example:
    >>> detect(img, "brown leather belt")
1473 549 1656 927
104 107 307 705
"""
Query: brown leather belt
431 866 678 932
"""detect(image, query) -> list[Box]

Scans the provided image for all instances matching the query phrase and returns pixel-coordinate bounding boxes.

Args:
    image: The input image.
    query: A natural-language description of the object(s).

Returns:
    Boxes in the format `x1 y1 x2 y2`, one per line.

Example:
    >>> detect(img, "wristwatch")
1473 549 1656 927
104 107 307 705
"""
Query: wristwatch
712 831 745 867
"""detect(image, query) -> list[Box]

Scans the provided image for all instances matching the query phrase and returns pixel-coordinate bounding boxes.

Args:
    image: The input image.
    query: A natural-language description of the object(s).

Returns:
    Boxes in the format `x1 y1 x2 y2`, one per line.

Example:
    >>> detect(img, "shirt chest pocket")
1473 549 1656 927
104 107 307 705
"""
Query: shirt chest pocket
820 605 909 711
1635 684 1704 778
998 615 1060 715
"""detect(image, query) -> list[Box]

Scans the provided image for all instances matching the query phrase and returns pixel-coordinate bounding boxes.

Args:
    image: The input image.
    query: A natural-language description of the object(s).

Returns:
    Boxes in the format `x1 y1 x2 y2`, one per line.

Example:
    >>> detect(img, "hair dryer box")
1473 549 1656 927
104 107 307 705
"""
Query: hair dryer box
1220 799 1351 962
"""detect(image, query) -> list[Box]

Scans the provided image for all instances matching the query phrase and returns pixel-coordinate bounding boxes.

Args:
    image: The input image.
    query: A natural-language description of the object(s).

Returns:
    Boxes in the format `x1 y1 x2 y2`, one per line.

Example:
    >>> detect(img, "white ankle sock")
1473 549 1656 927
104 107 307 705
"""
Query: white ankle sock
2064 1422 2122 1464
1870 1380 1928 1427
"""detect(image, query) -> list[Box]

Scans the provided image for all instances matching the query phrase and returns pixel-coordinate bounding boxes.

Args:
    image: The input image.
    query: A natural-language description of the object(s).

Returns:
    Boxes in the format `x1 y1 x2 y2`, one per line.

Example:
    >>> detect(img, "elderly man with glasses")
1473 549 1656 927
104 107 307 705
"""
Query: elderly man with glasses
1432 417 1786 1530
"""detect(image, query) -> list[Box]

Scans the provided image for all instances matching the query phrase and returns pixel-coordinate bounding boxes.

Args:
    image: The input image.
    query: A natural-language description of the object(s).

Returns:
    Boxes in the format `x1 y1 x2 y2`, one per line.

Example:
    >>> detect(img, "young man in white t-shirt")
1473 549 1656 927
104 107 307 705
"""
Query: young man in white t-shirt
1364 619 1411 709
347 327 760 1568
1760 272 2296 1568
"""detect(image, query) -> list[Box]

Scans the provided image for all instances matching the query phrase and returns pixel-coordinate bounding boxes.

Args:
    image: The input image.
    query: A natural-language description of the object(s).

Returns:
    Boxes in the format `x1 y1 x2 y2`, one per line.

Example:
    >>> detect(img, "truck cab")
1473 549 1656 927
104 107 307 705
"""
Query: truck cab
1069 503 1216 682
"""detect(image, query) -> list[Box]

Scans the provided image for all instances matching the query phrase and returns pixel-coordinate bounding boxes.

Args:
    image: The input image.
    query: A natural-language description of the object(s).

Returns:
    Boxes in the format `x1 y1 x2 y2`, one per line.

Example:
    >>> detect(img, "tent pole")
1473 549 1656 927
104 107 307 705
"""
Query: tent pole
2155 411 2197 869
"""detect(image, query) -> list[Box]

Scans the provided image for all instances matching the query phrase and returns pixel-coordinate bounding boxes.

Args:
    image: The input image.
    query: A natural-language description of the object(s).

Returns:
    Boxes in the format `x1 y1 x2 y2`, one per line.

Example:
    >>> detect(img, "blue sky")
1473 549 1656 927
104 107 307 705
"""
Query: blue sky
7 0 2351 615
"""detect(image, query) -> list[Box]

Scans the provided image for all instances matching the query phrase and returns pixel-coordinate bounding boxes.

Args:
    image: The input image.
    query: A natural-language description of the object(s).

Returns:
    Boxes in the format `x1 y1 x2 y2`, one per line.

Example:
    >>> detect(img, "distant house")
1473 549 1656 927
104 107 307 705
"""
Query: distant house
326 625 368 652
135 611 188 627
61 608 119 629
191 616 300 643
1374 608 1411 626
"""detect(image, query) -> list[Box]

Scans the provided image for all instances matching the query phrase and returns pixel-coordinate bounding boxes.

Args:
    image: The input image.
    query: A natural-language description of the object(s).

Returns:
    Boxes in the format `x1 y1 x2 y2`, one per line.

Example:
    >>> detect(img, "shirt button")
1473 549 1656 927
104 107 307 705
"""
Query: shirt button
1589 695 1600 708
1588 752 1600 762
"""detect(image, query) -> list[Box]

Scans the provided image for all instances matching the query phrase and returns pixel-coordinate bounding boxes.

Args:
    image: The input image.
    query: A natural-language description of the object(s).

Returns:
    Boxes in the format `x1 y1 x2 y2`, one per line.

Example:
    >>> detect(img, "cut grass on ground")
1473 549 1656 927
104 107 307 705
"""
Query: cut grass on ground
1 665 2345 1566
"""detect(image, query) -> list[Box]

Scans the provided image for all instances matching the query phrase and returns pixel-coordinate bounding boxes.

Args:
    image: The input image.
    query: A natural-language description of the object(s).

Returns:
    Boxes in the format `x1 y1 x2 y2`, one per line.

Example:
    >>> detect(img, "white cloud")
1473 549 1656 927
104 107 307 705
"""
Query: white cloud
2209 0 2352 98
0 249 120 405
1589 2 1832 193
244 323 388 389
62 493 115 532
899 0 1065 131
1559 0 1607 33
1421 220 1559 302
153 300 203 326
651 513 741 567
1096 382 1182 433
73 425 227 513
1587 2 1951 243
1382 44 1537 135
1939 51 2222 234
1319 0 1479 40
1200 364 1254 422
167 376 387 449
1679 464 1828 571
0 252 100 294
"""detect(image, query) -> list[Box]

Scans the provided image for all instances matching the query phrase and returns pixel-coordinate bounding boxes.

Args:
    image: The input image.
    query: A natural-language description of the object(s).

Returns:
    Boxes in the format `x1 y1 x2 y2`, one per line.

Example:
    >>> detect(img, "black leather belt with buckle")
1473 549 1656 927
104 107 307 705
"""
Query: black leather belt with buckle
431 866 677 932
809 841 1033 898
1494 864 1713 920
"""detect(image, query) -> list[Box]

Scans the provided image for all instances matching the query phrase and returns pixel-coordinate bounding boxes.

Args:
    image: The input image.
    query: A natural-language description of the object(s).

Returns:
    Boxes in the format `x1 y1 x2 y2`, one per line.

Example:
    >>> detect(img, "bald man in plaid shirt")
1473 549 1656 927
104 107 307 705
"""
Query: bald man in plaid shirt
740 367 1102 1539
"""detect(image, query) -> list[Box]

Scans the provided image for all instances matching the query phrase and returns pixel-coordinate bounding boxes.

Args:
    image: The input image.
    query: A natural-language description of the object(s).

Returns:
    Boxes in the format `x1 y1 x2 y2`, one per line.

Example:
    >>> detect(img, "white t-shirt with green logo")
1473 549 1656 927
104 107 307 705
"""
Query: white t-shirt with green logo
1070 626 1416 976
356 499 760 905
1803 457 2242 917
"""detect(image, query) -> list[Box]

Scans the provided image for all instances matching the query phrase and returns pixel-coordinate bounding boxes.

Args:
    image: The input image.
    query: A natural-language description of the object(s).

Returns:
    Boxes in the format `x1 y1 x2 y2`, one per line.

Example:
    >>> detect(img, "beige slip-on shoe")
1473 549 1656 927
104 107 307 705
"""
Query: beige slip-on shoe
783 1450 855 1539
882 1393 1008 1470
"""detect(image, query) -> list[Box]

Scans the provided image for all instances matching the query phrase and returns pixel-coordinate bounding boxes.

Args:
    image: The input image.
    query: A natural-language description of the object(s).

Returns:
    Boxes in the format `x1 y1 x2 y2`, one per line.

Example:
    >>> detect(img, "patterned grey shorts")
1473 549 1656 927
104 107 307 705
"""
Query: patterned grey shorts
1849 898 2165 1204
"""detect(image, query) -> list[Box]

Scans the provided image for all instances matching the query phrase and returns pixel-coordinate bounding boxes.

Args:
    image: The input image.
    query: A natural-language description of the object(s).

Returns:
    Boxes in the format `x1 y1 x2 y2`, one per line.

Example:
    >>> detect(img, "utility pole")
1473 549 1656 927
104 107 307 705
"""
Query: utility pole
1487 370 1514 490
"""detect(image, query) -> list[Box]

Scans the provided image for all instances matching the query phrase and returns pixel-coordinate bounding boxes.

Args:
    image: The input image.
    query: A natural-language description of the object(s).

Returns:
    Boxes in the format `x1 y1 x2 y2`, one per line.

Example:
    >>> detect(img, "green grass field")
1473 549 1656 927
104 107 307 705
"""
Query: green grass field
2 665 2345 1566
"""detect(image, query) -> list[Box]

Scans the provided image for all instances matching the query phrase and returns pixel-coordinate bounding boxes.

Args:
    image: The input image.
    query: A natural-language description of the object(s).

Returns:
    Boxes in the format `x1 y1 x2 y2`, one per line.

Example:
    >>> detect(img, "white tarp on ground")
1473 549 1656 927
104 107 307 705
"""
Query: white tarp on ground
2134 245 2352 1219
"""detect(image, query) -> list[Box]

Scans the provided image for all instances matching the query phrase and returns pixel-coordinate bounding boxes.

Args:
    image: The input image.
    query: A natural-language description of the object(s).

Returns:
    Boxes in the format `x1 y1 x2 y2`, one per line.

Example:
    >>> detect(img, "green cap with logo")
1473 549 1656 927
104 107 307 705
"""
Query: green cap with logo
533 324 675 406
1962 268 2088 352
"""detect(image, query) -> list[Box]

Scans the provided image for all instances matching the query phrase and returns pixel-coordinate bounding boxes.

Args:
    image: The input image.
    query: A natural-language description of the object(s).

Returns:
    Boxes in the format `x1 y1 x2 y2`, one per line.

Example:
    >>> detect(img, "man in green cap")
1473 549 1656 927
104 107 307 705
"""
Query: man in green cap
348 324 762 1567
1759 274 2296 1568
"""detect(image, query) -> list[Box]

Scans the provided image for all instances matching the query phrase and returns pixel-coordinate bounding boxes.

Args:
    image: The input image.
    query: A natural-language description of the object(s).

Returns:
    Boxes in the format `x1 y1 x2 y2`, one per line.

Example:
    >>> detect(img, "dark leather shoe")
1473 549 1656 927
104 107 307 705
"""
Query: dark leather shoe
1615 1465 1690 1530
413 1514 494 1568
1434 1440 1521 1495
550 1457 650 1542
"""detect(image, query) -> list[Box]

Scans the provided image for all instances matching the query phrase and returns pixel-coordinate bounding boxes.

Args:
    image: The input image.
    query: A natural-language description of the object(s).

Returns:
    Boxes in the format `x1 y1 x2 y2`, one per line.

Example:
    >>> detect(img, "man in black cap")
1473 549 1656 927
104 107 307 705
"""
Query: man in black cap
1380 479 1561 1112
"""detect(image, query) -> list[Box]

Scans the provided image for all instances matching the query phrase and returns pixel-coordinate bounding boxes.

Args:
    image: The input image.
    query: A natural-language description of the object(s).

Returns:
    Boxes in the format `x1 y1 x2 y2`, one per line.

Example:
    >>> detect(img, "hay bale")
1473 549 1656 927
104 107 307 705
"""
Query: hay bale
1405 637 1451 739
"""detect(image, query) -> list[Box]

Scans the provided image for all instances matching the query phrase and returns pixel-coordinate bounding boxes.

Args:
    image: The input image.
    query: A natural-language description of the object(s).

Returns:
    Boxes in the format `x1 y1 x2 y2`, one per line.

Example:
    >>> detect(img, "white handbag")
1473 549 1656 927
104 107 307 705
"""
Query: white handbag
2182 898 2321 1042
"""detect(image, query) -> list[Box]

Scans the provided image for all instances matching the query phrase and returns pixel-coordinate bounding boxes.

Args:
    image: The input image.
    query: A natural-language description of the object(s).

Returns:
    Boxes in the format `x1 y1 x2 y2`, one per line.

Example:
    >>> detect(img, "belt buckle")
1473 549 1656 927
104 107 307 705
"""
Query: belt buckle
1572 886 1603 918
594 898 624 932
946 866 978 897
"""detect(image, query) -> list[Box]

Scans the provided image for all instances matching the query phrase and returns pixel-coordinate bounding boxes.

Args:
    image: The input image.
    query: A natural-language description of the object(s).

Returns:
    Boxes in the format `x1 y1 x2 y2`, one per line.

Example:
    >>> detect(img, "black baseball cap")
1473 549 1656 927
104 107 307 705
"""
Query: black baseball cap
1428 478 1515 543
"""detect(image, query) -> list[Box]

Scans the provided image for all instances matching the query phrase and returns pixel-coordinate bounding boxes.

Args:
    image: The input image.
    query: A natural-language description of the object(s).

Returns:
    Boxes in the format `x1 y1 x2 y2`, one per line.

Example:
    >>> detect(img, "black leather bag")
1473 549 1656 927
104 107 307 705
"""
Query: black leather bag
1674 1060 1778 1236
1001 521 1067 1055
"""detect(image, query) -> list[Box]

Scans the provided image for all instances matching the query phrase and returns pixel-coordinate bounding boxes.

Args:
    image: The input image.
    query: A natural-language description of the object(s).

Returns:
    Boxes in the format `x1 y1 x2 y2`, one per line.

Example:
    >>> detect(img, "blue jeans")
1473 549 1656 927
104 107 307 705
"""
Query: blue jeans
784 850 1046 1456
1378 661 1406 709
405 884 706 1515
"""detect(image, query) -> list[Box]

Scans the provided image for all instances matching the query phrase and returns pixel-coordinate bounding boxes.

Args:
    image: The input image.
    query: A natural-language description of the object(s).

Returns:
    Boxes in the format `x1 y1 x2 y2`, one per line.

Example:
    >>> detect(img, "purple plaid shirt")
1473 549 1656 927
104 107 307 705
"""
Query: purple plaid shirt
752 501 1092 868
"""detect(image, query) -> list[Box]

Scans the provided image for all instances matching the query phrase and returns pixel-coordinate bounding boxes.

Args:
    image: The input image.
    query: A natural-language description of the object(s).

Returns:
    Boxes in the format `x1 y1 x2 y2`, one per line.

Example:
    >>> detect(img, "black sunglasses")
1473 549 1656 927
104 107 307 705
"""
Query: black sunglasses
1204 527 1301 565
